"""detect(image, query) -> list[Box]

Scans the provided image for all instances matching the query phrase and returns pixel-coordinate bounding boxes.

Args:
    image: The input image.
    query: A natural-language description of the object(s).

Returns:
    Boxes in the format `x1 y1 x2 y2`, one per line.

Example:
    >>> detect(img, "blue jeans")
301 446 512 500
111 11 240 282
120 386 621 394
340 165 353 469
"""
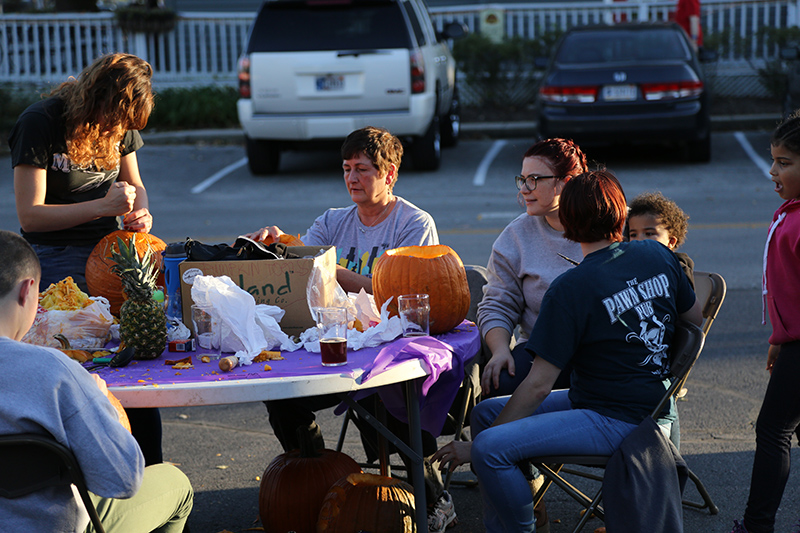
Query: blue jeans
31 243 95 293
470 391 638 533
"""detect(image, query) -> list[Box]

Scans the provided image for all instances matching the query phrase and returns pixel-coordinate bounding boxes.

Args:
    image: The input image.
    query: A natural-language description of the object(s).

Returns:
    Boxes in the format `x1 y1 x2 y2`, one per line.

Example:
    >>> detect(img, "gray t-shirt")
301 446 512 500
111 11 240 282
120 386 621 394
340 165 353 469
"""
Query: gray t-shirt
477 213 583 343
302 196 439 277
0 338 143 532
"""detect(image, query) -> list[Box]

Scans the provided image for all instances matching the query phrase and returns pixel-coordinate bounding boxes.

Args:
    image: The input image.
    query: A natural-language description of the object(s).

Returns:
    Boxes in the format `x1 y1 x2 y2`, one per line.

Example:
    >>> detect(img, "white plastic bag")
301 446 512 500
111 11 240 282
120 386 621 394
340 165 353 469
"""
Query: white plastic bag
191 275 300 365
22 297 114 349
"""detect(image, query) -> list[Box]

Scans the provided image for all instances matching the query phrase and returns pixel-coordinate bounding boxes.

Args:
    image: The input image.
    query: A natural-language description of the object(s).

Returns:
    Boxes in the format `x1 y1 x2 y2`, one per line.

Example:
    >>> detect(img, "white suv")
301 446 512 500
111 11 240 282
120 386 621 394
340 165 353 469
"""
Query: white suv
237 0 466 174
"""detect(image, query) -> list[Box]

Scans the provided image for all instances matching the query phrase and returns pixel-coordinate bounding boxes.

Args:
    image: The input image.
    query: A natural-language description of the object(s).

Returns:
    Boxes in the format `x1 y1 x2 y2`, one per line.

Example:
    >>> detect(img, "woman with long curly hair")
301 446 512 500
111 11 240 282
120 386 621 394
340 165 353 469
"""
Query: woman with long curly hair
9 53 164 468
9 52 155 292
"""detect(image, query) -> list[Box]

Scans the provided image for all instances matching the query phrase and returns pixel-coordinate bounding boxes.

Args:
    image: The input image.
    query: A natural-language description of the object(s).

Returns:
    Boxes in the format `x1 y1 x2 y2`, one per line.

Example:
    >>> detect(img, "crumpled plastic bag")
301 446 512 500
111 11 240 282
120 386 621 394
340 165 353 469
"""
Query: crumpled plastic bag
306 259 356 321
301 297 402 352
22 297 114 349
191 275 300 365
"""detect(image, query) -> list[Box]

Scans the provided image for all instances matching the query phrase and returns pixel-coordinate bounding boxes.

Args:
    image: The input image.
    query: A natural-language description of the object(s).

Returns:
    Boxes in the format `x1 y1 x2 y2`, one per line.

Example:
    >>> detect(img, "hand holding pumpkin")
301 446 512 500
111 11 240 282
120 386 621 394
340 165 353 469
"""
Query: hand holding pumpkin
122 208 153 233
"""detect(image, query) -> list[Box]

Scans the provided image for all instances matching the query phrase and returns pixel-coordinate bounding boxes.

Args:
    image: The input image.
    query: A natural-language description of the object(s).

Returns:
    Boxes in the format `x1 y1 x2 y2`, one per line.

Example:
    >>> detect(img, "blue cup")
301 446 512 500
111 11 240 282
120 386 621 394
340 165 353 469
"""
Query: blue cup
163 243 186 322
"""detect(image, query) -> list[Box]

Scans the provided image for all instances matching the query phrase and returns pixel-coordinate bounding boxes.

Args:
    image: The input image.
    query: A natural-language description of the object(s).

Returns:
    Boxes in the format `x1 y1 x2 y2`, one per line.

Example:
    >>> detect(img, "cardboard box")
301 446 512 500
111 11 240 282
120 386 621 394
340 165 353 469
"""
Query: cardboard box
179 246 338 337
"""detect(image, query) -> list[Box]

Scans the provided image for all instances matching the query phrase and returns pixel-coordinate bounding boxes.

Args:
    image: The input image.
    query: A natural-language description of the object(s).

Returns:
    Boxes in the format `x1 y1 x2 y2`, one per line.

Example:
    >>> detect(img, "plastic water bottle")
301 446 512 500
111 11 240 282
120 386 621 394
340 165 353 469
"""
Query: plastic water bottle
162 243 186 323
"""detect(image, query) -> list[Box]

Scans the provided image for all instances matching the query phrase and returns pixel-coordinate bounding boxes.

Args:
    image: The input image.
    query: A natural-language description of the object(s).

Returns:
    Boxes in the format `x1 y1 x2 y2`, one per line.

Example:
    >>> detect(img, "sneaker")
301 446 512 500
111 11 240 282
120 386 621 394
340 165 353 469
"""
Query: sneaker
730 519 749 533
428 490 458 533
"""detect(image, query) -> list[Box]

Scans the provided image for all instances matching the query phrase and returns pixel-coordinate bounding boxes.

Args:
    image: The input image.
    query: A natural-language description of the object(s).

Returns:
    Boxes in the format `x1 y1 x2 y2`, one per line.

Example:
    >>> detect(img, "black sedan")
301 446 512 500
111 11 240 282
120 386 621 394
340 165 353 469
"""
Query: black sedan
535 22 716 162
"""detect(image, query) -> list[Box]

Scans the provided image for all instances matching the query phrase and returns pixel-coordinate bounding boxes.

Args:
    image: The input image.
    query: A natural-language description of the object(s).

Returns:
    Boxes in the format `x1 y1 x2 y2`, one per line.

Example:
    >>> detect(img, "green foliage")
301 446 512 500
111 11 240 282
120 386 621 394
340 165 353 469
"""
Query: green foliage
0 85 43 150
146 86 240 131
756 28 800 100
452 31 562 108
0 84 240 153
114 5 178 34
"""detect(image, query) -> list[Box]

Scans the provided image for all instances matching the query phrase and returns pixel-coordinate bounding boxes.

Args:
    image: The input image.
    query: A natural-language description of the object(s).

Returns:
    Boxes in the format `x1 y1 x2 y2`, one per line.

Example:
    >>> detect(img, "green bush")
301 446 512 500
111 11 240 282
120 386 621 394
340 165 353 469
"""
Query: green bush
453 31 562 108
0 84 240 154
147 86 240 131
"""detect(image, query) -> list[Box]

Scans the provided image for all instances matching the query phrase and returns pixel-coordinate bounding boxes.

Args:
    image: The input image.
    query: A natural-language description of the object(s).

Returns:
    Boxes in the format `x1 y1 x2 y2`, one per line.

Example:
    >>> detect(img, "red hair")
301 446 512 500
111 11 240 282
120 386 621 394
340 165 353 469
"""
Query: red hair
559 170 627 243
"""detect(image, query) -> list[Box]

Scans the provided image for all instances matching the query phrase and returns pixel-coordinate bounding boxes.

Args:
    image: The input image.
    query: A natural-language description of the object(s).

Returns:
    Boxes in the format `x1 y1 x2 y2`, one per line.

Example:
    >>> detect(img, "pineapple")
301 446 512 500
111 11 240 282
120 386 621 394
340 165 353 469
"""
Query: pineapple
110 235 167 359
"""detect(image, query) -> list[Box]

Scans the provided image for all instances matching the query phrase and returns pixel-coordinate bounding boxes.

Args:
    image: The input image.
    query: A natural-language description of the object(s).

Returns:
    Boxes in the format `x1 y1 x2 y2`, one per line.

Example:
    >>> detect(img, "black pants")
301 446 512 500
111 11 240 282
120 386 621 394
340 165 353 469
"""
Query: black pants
125 407 163 466
744 341 800 533
265 395 443 506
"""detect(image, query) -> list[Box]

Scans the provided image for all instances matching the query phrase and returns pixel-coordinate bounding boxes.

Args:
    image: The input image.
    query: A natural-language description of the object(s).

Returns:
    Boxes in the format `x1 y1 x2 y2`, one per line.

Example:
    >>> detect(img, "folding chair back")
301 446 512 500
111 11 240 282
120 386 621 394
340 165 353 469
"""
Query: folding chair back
0 433 106 533
693 271 726 337
675 271 726 397
528 320 708 533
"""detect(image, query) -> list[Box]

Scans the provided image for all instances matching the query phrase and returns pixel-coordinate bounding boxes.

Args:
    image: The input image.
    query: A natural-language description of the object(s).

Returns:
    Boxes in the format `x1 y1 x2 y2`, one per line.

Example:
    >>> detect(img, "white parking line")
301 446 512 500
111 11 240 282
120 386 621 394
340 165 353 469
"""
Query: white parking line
473 140 508 186
191 157 248 194
734 131 771 179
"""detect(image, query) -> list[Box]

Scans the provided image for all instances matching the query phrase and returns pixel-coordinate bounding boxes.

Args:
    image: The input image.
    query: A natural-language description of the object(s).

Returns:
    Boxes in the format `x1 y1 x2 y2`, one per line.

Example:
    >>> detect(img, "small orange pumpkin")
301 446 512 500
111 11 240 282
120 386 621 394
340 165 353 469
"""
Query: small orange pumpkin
85 230 166 316
372 244 470 334
259 429 361 533
316 473 416 533
258 233 304 247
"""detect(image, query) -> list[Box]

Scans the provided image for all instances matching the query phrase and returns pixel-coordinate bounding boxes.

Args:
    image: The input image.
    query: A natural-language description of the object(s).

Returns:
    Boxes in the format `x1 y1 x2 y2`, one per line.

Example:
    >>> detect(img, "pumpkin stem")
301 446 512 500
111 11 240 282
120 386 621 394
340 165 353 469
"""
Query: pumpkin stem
296 425 323 458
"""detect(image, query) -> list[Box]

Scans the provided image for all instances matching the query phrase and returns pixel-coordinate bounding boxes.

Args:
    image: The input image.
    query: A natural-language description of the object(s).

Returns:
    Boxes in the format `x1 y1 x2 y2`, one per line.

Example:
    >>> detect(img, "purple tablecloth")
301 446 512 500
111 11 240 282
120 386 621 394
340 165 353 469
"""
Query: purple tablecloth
96 320 480 435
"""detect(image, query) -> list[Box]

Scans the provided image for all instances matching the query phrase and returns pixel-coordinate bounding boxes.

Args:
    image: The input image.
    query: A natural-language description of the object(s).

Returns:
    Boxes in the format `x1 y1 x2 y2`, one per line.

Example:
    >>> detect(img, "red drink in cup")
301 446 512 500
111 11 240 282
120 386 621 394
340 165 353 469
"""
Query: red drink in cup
316 307 348 367
320 337 347 366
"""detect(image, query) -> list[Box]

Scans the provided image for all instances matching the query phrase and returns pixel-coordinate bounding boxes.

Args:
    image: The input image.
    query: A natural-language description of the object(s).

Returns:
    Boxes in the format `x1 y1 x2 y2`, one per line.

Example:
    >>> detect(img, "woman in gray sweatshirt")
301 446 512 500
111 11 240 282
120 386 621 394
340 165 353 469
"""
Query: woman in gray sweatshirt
478 138 590 397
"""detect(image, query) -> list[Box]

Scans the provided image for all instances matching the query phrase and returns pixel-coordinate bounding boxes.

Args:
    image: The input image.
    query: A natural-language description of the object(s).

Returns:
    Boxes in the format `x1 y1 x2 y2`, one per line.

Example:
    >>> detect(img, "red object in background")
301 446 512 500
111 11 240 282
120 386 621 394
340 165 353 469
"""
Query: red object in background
675 0 703 47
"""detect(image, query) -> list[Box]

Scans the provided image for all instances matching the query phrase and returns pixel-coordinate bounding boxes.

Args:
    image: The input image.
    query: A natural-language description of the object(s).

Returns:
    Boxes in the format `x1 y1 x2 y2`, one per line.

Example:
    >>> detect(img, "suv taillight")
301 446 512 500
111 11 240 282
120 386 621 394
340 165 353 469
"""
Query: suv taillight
539 85 598 103
410 50 425 94
640 80 703 101
238 55 251 99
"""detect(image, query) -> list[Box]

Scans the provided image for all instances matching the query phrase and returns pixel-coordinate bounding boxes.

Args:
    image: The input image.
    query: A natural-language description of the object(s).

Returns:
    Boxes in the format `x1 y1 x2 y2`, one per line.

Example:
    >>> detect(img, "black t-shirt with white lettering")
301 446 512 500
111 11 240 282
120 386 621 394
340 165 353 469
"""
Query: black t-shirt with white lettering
8 97 143 246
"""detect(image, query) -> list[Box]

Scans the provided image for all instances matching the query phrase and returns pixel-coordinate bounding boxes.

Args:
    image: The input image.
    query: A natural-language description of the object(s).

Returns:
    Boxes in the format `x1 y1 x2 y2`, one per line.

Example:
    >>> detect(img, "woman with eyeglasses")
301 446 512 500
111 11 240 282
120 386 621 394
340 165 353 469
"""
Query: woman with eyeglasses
478 138 589 400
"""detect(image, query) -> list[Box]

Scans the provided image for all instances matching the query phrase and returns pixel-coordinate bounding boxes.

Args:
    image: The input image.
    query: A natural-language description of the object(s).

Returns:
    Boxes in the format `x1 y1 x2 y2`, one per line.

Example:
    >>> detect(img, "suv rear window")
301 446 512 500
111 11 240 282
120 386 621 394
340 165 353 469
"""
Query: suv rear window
247 0 413 53
556 28 690 64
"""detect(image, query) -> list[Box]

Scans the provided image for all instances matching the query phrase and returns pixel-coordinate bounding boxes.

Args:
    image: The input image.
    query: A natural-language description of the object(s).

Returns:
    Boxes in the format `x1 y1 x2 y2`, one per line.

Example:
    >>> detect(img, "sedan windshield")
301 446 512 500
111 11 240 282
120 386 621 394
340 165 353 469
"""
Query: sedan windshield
556 28 690 64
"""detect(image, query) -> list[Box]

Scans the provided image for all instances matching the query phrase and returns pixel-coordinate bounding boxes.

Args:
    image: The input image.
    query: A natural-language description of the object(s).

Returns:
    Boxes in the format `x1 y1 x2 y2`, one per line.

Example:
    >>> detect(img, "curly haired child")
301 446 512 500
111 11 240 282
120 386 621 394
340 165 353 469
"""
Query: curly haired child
626 191 694 288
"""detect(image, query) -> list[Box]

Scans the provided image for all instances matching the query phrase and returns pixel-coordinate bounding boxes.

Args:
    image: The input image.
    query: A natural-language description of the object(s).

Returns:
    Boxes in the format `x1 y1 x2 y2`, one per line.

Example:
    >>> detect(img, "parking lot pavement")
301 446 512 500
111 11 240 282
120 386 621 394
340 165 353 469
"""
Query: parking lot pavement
164 287 799 533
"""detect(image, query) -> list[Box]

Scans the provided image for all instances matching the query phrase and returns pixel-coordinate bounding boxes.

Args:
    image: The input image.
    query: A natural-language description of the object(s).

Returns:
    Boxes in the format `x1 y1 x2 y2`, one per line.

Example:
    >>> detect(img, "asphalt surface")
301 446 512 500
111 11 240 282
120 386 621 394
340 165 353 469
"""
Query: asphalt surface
138 112 796 533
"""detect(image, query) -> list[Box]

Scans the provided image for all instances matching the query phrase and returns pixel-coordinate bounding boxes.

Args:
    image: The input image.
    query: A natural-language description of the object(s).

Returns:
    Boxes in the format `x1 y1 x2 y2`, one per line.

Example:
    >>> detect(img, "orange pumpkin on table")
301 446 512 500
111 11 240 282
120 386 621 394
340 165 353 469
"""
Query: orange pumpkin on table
372 244 470 335
85 230 166 316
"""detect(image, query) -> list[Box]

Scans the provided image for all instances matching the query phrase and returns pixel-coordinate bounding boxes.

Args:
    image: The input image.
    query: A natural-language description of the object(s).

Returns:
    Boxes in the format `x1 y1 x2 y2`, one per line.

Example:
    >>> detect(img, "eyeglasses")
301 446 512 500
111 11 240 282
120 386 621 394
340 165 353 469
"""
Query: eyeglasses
514 174 563 191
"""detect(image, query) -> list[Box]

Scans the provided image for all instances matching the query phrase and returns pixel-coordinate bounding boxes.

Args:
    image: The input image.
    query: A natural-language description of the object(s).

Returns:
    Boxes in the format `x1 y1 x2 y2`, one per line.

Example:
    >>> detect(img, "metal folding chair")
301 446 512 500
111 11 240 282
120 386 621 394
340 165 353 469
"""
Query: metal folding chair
528 320 707 533
335 264 487 489
0 433 106 533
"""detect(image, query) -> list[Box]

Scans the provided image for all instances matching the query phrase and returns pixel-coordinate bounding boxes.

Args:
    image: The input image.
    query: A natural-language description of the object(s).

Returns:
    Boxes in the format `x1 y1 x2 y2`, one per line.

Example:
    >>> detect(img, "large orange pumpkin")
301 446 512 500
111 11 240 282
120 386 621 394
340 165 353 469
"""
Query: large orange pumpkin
106 391 132 433
372 245 470 335
259 430 361 533
85 230 166 316
317 473 416 533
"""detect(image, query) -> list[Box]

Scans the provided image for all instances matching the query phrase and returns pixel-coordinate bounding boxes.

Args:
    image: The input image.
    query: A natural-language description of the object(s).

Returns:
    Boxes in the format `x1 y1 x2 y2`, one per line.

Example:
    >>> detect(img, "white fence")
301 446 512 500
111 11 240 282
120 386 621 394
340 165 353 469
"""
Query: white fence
1 0 798 98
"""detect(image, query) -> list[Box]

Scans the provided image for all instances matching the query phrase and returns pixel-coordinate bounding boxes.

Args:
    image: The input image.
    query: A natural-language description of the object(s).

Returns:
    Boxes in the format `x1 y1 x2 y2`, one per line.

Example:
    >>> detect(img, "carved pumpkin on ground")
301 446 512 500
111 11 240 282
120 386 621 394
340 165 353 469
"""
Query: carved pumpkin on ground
259 429 361 533
317 472 416 533
372 244 470 334
85 230 166 316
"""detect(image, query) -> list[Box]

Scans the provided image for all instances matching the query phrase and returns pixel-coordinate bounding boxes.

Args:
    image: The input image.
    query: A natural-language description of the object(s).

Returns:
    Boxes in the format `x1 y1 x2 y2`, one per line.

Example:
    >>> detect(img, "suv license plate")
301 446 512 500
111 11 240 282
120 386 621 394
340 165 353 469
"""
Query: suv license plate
602 84 637 101
316 74 345 92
